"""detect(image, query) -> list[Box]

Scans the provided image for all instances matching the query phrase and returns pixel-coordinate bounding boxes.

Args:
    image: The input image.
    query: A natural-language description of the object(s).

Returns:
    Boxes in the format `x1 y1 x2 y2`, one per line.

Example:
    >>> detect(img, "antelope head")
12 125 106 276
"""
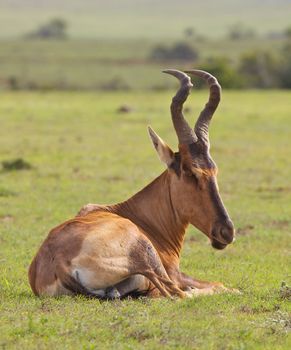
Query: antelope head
148 69 235 250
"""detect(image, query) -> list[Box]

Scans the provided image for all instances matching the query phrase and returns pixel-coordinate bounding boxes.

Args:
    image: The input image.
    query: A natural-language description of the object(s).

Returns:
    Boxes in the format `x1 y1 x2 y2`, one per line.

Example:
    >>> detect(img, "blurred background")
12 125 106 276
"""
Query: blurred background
0 0 291 91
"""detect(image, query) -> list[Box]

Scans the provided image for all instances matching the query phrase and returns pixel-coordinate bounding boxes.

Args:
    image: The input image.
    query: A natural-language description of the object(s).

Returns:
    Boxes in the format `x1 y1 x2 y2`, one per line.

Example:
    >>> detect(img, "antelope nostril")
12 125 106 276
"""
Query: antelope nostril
212 221 234 243
220 227 234 243
212 219 235 245
211 219 235 249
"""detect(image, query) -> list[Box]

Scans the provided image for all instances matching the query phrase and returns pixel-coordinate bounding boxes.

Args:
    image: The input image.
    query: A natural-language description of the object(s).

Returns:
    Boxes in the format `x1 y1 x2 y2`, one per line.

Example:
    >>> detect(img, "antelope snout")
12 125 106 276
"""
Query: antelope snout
211 219 235 250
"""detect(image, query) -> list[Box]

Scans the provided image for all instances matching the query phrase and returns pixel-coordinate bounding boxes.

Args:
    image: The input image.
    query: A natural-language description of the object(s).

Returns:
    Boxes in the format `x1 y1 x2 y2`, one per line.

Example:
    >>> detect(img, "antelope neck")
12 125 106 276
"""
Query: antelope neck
110 171 188 265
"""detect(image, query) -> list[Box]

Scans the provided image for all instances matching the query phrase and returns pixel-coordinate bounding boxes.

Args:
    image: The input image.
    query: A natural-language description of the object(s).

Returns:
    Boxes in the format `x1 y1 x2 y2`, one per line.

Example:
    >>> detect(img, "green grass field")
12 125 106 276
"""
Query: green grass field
0 90 290 349
0 37 286 90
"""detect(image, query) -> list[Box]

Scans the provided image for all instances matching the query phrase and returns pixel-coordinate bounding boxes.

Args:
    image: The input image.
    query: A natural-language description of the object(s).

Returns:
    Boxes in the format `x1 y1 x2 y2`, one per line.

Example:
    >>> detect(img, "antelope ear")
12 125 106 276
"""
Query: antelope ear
148 126 174 167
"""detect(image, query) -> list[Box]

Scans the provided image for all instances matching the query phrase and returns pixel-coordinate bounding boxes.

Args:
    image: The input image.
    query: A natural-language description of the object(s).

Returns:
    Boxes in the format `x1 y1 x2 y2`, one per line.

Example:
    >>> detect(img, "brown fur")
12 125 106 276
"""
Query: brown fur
29 211 187 298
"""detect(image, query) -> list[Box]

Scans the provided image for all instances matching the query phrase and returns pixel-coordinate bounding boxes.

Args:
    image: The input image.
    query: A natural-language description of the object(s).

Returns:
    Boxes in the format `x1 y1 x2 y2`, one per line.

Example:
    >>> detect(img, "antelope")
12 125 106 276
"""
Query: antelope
28 69 236 299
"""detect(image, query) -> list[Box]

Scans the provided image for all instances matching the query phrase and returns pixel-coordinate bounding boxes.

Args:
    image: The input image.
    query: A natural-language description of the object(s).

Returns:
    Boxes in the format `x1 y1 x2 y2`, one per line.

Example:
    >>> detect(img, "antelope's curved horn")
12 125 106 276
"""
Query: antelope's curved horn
163 69 198 145
184 69 221 144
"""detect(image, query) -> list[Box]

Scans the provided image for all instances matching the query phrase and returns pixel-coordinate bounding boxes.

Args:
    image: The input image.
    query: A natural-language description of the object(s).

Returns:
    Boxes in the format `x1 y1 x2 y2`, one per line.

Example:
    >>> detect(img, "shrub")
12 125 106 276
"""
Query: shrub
238 51 279 88
26 18 68 40
150 42 199 62
227 22 256 40
2 158 33 171
278 41 291 88
284 26 291 39
197 58 243 89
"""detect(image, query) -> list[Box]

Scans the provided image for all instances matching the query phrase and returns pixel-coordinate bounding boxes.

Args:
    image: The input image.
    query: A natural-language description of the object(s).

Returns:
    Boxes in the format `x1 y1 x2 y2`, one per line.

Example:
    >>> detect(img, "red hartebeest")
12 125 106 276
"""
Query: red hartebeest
29 69 236 299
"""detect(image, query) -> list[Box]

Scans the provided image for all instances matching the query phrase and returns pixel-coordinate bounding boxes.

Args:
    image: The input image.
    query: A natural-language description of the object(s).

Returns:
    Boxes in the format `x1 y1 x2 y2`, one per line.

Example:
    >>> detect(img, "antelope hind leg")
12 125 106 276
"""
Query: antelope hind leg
112 275 150 298
129 237 186 298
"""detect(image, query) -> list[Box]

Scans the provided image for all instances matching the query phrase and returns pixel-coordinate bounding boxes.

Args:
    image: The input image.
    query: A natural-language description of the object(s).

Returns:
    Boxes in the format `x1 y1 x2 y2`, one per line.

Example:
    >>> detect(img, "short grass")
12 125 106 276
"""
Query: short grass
0 90 290 349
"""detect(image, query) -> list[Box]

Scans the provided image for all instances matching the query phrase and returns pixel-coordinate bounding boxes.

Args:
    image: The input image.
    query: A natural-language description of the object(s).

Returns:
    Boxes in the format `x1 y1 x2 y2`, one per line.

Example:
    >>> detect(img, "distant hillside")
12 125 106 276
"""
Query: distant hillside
0 0 291 39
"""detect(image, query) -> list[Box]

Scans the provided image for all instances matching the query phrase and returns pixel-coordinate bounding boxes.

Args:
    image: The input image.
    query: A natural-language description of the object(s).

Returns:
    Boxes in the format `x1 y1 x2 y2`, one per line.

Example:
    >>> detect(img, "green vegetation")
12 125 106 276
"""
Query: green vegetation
25 18 68 40
0 36 290 90
150 42 199 62
1 1 291 90
0 90 290 349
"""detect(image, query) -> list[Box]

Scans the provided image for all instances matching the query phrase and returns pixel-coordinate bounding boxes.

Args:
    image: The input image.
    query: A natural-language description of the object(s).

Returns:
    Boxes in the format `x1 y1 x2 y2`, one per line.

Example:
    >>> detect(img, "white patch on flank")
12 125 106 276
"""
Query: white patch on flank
72 267 107 296
73 267 94 286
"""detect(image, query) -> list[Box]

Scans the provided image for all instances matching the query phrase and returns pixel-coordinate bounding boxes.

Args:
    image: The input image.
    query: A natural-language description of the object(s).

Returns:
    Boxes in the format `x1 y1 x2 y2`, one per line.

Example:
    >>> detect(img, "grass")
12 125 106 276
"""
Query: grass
0 37 286 90
0 90 291 349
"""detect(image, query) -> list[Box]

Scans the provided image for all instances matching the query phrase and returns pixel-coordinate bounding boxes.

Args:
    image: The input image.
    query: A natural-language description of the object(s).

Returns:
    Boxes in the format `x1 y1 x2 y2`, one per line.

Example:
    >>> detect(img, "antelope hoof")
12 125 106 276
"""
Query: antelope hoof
106 287 121 299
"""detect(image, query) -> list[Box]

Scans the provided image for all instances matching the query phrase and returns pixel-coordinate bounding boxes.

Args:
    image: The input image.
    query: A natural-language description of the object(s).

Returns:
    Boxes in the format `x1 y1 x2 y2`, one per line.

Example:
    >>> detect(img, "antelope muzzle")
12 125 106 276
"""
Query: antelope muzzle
211 219 235 250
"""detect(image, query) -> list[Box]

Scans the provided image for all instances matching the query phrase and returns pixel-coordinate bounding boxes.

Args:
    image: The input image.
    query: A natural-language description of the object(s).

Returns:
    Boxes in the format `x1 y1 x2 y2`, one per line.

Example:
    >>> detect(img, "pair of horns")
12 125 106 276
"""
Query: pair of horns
163 69 221 145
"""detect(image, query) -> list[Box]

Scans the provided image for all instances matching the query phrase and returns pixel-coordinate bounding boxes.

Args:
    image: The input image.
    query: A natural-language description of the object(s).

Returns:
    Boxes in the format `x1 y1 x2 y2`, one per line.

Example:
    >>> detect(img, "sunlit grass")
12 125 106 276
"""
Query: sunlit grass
0 90 290 349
